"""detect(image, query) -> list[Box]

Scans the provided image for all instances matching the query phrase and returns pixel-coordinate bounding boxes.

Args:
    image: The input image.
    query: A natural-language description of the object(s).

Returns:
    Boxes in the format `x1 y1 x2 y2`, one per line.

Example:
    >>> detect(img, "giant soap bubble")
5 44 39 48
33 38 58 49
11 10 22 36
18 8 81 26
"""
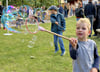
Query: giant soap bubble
2 5 39 34
2 5 20 33
19 5 30 18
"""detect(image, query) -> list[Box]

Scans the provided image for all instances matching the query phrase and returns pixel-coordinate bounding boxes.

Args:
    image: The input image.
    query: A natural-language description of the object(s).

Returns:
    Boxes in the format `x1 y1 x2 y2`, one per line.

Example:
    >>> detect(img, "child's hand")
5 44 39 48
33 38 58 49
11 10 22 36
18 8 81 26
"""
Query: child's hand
55 22 58 25
90 68 98 72
69 38 78 50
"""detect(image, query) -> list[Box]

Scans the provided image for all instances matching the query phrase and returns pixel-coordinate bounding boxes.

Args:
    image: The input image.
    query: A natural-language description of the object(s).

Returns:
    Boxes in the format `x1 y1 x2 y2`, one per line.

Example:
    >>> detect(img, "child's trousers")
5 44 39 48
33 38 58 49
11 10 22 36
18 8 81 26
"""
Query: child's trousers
54 31 65 53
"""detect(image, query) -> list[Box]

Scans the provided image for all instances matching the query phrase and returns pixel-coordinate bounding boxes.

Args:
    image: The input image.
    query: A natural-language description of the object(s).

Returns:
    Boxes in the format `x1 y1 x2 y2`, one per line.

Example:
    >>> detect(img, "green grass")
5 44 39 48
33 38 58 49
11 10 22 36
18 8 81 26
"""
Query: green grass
0 16 100 72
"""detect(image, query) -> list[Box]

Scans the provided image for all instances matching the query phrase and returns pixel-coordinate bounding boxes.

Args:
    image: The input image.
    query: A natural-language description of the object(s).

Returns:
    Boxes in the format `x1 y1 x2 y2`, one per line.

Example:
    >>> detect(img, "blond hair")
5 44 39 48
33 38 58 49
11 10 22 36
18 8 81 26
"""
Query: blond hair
77 18 91 30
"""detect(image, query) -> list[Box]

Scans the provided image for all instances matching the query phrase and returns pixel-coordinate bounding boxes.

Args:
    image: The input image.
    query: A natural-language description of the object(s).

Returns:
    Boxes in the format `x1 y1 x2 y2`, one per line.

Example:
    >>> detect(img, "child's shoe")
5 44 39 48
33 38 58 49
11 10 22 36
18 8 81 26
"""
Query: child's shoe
61 51 66 56
54 50 59 53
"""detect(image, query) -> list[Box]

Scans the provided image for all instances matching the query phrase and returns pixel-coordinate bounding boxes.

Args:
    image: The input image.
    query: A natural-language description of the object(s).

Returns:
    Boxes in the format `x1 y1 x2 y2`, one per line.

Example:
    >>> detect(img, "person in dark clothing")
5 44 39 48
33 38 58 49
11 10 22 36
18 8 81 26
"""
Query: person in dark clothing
64 3 67 17
58 5 64 14
84 0 97 37
93 0 100 36
67 3 70 17
93 18 98 36
0 1 4 30
75 2 84 21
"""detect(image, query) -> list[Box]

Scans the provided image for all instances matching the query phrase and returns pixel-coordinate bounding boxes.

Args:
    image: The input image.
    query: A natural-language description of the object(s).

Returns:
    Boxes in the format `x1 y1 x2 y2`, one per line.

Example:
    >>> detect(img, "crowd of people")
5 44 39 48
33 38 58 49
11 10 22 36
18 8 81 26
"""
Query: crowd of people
75 0 100 37
0 2 47 30
0 0 100 34
56 0 100 37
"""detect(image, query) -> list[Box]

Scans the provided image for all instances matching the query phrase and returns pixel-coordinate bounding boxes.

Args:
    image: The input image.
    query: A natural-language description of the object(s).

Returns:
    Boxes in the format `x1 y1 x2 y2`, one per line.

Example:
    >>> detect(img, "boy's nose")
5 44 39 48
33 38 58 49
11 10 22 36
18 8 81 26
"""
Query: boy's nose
78 29 82 31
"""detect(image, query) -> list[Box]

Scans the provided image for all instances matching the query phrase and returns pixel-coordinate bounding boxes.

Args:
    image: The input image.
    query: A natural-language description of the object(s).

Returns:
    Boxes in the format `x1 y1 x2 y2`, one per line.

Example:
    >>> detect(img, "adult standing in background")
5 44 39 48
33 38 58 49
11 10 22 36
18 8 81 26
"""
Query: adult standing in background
33 6 36 15
58 5 64 14
75 2 84 21
0 1 4 30
84 0 96 37
66 3 70 17
70 4 73 16
64 3 67 18
72 4 75 16
29 7 33 18
93 0 100 36
42 6 46 20
75 1 79 9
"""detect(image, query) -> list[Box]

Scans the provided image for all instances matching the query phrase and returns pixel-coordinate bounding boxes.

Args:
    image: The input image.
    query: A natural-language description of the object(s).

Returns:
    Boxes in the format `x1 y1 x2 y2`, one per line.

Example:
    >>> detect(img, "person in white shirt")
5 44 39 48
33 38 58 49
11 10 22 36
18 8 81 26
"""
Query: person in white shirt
29 7 33 18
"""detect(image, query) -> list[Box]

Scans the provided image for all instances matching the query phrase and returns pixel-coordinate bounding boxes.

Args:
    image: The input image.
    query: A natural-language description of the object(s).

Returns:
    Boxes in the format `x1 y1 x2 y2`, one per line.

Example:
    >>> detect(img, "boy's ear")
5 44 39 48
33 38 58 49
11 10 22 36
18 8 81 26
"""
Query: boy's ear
88 30 91 35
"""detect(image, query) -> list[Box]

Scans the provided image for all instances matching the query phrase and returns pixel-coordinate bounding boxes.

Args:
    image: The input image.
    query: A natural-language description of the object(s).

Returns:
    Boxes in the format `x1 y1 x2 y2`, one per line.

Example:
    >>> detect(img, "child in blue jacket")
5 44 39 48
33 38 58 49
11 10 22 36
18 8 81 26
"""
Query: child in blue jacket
49 6 66 56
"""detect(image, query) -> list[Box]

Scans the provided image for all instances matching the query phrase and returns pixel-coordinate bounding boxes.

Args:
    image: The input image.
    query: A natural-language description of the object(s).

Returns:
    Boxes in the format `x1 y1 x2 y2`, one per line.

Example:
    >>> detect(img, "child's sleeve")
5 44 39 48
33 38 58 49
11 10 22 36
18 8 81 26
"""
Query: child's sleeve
69 43 78 60
61 14 66 31
92 43 99 72
57 14 66 31
50 15 56 24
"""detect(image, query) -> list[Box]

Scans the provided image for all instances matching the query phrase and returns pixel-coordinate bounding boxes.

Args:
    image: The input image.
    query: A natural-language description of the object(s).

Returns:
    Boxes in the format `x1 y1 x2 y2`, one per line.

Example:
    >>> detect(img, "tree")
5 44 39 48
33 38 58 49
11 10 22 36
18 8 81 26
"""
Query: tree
2 0 58 8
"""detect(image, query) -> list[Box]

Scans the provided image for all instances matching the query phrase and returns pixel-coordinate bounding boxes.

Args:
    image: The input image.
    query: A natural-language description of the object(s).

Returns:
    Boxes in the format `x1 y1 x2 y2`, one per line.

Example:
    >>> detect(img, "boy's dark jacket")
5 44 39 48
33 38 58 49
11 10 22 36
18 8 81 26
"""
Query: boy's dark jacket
50 13 66 33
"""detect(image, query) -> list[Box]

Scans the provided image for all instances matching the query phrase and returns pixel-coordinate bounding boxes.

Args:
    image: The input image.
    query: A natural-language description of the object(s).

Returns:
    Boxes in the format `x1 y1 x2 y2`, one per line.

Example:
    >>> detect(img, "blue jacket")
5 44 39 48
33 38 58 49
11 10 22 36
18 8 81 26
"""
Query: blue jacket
50 13 66 33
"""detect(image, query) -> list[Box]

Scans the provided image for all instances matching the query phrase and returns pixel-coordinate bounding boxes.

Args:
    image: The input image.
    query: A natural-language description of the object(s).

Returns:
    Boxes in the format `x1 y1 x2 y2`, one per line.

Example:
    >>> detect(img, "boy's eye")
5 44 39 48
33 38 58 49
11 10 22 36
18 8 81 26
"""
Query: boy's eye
76 27 80 30
82 27 86 30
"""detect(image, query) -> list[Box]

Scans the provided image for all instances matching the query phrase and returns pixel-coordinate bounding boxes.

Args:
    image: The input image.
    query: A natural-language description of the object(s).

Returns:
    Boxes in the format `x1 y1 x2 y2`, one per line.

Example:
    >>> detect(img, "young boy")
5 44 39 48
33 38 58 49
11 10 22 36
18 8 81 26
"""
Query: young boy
69 18 99 72
49 6 66 56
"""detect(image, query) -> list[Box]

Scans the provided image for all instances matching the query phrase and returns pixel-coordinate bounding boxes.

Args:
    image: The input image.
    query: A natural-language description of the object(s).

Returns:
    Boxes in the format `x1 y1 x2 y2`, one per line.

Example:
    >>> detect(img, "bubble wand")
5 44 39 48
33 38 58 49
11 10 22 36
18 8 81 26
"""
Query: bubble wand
25 16 70 41
38 26 70 40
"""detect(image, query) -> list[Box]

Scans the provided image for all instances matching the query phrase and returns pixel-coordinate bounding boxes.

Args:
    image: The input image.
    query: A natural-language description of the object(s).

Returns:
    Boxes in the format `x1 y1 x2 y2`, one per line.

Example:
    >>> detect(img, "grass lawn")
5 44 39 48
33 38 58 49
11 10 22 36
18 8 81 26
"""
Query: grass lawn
0 16 100 72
